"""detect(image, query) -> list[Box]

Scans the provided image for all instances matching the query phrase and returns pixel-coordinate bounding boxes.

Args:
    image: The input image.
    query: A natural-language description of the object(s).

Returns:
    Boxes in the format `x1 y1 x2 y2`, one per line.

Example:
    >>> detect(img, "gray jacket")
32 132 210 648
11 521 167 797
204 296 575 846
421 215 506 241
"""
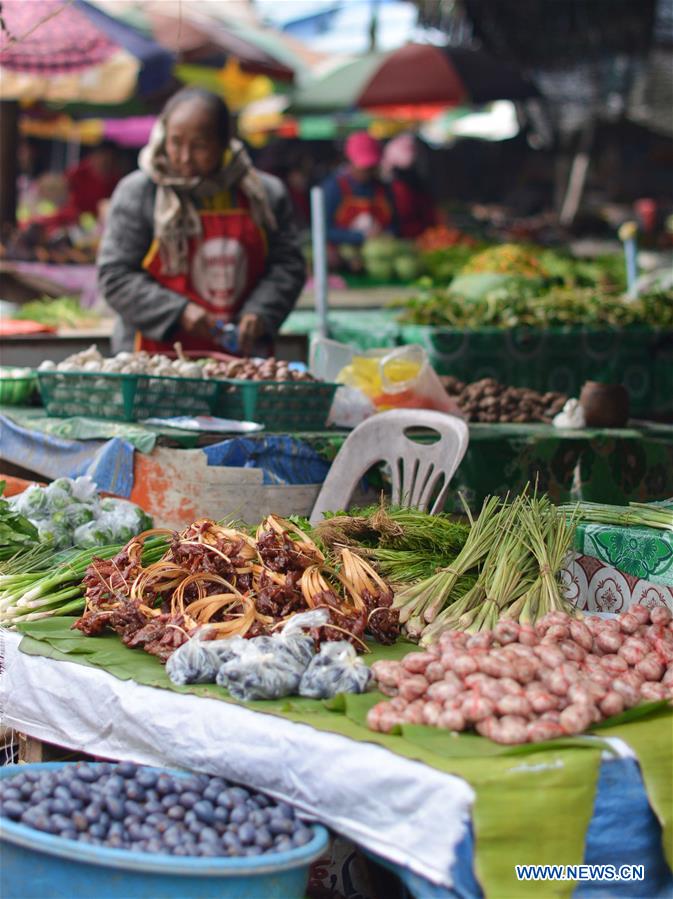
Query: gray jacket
97 169 306 352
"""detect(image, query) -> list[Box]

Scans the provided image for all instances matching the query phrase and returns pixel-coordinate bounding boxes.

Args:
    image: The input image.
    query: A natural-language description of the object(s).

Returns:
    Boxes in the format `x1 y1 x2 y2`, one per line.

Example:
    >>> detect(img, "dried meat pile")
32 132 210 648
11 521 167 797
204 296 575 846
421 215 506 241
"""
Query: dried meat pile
74 517 399 663
368 606 673 744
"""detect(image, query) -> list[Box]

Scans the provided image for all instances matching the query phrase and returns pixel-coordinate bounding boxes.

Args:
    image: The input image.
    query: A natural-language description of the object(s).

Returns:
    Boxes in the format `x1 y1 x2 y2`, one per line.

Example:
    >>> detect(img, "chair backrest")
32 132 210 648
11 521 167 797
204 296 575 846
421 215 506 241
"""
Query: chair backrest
309 410 469 524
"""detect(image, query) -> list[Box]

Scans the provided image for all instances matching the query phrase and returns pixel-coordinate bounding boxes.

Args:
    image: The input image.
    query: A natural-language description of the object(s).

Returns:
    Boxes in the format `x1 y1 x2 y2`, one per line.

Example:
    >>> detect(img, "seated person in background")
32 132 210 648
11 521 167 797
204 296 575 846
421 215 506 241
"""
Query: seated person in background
36 142 123 232
382 133 437 239
321 132 397 270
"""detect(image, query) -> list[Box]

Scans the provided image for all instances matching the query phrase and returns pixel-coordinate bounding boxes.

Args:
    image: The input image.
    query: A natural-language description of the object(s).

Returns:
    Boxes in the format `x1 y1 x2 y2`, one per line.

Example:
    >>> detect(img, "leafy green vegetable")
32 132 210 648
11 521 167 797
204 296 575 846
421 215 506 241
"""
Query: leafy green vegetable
0 480 40 561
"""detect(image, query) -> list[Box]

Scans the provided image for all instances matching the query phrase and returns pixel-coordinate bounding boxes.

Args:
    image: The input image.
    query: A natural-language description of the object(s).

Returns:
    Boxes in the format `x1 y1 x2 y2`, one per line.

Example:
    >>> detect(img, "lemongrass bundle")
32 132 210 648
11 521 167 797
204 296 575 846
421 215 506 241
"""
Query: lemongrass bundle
558 500 673 532
392 495 502 630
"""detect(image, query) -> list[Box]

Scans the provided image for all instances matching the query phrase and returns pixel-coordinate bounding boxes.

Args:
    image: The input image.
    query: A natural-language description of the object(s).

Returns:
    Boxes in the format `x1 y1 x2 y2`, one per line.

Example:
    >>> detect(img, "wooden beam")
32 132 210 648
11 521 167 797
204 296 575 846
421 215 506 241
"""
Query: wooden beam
0 100 19 228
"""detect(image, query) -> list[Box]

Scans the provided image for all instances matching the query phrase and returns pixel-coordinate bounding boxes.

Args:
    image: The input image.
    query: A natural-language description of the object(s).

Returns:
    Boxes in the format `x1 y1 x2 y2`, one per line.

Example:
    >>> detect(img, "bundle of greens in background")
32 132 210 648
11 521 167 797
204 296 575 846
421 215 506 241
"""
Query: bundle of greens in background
0 481 40 561
9 477 152 550
313 504 472 586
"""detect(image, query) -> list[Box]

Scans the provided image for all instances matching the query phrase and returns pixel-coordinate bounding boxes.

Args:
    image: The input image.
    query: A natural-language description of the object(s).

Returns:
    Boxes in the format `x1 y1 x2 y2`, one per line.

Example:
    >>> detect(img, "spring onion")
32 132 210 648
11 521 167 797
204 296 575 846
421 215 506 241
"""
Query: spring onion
0 537 167 628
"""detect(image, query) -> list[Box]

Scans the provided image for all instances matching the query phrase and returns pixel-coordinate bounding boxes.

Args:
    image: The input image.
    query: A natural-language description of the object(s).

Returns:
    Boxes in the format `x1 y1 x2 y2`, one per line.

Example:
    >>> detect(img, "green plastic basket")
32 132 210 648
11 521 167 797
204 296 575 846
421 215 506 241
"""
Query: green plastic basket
0 369 37 405
37 370 221 422
214 379 338 431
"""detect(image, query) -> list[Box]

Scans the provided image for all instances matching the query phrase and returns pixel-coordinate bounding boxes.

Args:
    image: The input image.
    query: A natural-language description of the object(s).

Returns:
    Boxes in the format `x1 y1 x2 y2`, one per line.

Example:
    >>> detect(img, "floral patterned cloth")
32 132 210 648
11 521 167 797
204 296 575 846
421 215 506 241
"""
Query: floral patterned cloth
563 552 673 613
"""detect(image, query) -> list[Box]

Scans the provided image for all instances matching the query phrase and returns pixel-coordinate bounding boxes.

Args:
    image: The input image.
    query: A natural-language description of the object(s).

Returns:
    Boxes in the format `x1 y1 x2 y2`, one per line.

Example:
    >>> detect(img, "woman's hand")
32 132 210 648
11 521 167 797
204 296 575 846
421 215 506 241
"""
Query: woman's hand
179 302 214 341
238 313 265 355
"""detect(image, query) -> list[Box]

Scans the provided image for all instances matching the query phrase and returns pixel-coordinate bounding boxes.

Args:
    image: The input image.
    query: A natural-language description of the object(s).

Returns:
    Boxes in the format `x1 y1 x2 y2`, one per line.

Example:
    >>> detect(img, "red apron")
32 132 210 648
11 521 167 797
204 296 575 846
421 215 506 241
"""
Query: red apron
333 175 393 234
138 198 267 353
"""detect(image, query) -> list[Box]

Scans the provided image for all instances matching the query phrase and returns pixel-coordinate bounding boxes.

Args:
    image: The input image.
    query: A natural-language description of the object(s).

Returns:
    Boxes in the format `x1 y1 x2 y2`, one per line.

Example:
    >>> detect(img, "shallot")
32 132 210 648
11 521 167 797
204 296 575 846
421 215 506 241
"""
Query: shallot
370 606 673 745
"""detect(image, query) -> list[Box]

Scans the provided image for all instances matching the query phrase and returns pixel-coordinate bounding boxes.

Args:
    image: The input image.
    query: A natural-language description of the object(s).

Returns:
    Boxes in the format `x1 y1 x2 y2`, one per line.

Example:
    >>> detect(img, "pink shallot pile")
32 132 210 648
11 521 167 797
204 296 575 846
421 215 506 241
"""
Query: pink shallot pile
368 605 673 744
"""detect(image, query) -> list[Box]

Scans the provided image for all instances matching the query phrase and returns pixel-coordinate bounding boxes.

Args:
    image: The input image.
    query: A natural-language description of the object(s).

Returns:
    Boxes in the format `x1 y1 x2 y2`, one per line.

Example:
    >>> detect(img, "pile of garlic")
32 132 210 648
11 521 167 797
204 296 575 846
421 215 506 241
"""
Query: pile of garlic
38 346 205 380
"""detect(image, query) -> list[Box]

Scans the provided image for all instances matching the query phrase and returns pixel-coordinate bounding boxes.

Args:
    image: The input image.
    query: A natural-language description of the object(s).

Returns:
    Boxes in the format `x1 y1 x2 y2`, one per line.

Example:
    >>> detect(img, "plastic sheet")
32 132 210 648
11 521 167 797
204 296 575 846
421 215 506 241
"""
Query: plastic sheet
0 415 134 496
202 436 330 486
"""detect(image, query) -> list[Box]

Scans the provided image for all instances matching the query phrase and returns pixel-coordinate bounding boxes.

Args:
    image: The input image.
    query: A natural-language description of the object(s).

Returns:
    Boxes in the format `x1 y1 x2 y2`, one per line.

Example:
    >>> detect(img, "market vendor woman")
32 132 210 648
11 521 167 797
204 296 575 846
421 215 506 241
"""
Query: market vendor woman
98 88 306 354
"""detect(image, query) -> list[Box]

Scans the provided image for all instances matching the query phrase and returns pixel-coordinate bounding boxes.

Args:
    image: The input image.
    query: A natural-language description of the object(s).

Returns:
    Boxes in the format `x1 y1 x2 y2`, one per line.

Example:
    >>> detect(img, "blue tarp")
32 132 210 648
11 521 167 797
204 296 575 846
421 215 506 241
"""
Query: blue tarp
202 436 331 486
379 757 672 898
0 415 134 497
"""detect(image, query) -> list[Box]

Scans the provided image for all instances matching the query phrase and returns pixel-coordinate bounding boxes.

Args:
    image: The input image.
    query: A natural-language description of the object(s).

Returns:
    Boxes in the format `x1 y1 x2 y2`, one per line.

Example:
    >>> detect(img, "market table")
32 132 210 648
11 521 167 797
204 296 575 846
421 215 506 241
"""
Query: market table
2 626 672 899
2 407 672 514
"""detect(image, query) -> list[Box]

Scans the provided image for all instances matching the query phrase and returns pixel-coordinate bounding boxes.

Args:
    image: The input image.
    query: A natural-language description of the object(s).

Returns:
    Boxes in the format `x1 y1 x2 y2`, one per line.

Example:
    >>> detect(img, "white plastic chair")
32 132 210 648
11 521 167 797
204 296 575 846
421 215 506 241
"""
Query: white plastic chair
309 410 469 524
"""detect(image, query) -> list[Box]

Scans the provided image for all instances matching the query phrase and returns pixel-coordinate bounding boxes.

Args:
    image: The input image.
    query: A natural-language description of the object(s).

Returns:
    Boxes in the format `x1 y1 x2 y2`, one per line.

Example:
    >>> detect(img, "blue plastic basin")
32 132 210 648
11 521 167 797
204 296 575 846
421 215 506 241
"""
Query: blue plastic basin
0 763 329 899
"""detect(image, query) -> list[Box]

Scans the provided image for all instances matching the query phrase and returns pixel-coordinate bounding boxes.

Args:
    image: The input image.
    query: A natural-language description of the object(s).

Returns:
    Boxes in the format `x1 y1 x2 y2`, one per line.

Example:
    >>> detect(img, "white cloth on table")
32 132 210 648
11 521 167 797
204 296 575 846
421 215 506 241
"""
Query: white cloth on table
0 629 474 889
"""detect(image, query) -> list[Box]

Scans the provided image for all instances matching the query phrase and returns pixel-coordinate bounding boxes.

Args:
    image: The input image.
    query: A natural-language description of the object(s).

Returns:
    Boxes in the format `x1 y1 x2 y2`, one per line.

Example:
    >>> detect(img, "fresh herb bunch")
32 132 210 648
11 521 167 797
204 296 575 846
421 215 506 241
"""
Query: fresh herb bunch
0 481 40 562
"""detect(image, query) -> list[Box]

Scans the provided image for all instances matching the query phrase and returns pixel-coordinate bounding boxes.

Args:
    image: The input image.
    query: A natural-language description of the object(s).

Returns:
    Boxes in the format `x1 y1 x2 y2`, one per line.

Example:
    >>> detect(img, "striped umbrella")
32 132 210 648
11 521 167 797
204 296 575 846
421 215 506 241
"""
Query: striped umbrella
0 0 173 102
291 43 537 118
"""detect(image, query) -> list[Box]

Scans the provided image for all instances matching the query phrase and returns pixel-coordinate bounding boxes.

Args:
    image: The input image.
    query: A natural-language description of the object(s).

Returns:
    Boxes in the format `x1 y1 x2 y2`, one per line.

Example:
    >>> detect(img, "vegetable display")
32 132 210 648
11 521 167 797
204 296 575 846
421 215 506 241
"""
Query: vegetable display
460 244 549 279
0 762 315 857
38 346 205 379
167 610 372 701
368 605 673 743
9 477 153 551
314 504 470 586
415 226 478 253
0 538 167 628
74 516 399 662
393 493 579 643
201 357 314 383
441 377 567 423
0 367 36 405
38 346 315 385
0 481 39 561
398 282 673 329
16 297 100 329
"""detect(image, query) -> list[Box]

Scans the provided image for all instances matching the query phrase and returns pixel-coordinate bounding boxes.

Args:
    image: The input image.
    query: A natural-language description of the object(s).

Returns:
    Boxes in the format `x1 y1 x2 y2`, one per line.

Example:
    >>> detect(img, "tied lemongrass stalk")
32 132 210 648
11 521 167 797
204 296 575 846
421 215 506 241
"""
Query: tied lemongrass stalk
558 500 673 532
519 499 579 619
417 495 503 624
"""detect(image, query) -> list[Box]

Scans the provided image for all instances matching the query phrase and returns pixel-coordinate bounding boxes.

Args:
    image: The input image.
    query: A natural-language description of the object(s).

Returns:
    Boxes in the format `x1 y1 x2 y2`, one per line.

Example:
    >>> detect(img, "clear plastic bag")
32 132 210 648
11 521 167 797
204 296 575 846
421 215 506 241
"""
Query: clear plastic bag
277 609 329 667
216 636 307 700
299 640 372 699
215 610 329 701
165 630 238 686
334 343 461 415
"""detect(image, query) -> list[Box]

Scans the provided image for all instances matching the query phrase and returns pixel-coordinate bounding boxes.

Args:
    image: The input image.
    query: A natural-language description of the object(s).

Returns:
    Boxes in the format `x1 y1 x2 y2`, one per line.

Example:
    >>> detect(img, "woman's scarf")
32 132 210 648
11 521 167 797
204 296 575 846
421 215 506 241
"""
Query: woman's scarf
138 120 277 275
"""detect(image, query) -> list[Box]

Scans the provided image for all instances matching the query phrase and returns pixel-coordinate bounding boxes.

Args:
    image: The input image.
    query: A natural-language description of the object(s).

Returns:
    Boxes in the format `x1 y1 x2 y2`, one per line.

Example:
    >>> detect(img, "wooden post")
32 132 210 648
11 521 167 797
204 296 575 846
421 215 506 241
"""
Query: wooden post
559 121 595 228
0 100 19 228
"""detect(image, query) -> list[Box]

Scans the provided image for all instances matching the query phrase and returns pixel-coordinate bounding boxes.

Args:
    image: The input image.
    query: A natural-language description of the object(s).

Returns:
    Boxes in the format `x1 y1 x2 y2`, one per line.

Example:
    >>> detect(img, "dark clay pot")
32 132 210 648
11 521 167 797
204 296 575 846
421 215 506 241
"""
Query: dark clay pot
579 381 629 428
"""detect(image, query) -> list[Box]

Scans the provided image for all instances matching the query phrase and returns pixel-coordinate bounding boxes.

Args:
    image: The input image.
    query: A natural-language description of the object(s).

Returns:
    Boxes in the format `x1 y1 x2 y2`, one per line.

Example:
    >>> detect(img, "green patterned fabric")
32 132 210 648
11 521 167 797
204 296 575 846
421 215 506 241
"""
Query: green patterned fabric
0 406 203 451
576 522 673 587
399 324 673 416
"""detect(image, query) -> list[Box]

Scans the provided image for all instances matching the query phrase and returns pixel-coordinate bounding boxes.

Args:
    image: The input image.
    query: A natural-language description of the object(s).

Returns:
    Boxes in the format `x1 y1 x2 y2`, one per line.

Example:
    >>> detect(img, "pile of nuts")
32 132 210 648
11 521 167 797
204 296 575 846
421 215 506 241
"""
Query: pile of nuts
441 377 567 423
202 358 314 383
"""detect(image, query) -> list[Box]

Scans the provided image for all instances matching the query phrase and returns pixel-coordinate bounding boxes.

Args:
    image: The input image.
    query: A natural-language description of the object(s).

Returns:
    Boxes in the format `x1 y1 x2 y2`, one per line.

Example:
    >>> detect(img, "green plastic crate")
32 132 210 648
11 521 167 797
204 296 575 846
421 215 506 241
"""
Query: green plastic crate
214 379 338 430
0 368 37 405
37 370 221 422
